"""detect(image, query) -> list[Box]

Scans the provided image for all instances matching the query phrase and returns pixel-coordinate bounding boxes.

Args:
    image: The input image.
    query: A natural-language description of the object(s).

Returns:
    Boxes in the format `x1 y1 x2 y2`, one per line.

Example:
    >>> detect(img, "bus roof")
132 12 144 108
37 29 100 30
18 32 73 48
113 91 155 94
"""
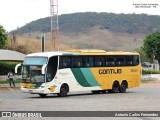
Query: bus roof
66 49 106 53
26 50 139 58
66 49 139 55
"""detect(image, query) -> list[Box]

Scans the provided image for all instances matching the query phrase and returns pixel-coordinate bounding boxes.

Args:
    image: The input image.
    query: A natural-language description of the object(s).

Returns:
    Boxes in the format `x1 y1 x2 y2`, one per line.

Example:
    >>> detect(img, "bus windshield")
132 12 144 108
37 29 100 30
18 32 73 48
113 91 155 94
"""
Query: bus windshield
22 57 48 83
22 65 45 83
24 57 48 65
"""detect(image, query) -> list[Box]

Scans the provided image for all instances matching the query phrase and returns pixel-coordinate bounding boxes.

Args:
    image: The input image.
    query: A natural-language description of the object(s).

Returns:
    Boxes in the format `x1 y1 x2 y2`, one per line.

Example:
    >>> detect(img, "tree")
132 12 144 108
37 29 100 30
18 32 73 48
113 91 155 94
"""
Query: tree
134 48 149 62
143 32 160 67
0 25 7 48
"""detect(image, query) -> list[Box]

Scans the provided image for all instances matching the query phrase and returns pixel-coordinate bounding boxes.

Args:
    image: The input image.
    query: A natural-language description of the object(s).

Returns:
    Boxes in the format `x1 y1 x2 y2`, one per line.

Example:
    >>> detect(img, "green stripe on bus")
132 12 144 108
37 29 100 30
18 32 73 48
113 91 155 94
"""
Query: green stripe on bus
71 68 100 87
80 68 100 86
71 68 91 87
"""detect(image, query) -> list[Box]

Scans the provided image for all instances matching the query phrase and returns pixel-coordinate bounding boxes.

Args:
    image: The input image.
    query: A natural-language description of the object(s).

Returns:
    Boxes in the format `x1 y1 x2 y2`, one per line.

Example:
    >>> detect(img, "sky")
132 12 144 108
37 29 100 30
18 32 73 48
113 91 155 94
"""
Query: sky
0 0 160 32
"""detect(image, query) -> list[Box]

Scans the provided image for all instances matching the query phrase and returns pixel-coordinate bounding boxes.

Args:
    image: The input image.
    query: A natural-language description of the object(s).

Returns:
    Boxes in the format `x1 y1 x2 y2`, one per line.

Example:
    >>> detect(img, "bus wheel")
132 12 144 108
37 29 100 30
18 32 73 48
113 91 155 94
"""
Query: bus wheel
39 94 47 98
119 81 127 93
112 82 119 93
57 85 68 97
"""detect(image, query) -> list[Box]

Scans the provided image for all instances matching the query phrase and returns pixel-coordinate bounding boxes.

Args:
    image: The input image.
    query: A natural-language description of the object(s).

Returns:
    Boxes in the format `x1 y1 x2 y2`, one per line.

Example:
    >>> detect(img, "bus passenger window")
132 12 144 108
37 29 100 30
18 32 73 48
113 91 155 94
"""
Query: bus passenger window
106 56 115 66
73 61 81 67
73 56 82 68
61 63 67 68
127 61 132 65
83 57 93 67
133 56 139 66
94 56 104 67
95 61 102 66
126 56 133 66
110 62 115 66
117 61 121 66
59 56 71 69
116 57 125 66
77 62 81 67
106 62 109 66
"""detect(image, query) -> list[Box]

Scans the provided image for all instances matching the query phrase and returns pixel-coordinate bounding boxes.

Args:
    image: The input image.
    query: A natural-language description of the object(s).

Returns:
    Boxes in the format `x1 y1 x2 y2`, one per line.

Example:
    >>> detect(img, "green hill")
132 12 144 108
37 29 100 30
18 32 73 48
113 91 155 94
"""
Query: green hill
11 12 160 35
10 12 160 51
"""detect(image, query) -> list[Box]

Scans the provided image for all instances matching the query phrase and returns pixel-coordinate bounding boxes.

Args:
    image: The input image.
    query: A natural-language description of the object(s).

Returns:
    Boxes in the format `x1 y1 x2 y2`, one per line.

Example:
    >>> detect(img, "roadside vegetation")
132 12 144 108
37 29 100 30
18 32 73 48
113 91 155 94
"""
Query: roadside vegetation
12 12 160 35
0 79 21 84
0 25 7 48
141 80 158 83
142 69 160 74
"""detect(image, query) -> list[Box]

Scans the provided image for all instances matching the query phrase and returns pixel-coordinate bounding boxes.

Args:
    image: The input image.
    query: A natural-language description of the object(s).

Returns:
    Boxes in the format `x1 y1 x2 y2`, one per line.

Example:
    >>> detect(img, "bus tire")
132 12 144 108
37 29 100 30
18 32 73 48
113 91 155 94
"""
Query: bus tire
57 85 68 97
39 94 47 98
112 81 119 93
119 81 127 93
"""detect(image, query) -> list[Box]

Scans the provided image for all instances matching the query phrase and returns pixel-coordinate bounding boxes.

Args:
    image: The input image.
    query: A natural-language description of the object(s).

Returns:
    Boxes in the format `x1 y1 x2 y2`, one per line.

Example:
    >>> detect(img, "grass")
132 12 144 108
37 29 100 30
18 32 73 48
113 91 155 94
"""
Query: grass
142 69 160 74
141 80 157 83
7 35 74 54
8 28 145 53
0 80 21 84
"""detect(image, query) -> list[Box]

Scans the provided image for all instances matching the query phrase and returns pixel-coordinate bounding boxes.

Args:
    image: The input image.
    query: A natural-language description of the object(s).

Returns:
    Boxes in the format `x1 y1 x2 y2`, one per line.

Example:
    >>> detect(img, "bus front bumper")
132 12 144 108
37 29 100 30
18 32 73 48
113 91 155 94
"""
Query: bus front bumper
21 87 45 94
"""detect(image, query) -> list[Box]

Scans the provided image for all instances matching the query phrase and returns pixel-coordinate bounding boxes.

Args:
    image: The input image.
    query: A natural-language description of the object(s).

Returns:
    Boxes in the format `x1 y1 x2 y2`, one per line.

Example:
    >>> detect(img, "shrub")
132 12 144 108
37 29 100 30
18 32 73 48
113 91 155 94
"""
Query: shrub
0 62 21 75
0 79 21 84
142 69 160 74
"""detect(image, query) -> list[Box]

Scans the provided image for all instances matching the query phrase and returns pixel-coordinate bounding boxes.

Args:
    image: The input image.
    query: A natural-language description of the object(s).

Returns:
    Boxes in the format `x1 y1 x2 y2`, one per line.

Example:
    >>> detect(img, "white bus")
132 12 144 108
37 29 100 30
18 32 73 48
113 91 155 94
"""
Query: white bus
15 49 141 97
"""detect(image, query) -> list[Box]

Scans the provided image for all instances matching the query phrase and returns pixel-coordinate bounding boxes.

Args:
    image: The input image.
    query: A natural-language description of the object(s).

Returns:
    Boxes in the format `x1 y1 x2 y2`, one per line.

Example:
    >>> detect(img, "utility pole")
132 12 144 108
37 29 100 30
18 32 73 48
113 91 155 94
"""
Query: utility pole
11 33 17 50
41 35 45 52
50 0 60 51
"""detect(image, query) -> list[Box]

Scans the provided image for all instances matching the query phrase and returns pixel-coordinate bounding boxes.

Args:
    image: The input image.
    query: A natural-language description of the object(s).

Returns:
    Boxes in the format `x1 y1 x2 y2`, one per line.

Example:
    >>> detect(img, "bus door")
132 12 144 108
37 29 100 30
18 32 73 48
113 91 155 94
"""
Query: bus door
46 56 58 82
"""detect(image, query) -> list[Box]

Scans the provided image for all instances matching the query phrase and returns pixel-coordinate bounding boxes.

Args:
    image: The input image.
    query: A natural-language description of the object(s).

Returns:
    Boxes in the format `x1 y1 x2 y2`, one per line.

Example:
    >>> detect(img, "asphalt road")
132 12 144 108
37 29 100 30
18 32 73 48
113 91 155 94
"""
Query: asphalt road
0 82 160 120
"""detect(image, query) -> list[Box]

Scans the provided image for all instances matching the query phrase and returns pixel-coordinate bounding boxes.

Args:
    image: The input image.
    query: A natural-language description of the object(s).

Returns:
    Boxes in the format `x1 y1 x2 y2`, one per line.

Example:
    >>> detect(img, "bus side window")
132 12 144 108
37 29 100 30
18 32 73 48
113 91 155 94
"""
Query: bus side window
76 62 81 67
95 61 102 66
106 61 109 66
133 55 139 66
59 56 71 69
94 56 104 67
116 57 125 66
83 56 94 67
126 56 133 66
61 63 67 68
106 56 115 66
127 61 132 65
110 62 115 66
73 56 82 68
117 61 121 66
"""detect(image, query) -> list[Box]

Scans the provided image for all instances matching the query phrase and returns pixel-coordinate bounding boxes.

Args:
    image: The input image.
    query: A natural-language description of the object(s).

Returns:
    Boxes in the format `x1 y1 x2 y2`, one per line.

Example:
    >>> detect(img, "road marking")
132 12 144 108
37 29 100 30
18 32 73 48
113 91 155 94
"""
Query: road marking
8 87 14 91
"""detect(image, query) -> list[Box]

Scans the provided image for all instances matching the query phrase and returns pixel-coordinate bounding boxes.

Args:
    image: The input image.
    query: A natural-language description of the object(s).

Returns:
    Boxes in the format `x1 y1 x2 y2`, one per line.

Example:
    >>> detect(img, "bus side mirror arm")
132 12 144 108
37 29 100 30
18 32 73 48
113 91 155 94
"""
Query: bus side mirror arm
15 63 22 74
42 64 47 74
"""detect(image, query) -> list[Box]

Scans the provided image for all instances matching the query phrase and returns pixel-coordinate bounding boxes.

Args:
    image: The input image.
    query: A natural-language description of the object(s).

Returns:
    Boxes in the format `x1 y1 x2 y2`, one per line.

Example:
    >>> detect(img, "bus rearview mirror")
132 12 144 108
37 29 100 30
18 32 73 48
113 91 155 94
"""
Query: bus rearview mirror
42 64 47 74
15 63 22 74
